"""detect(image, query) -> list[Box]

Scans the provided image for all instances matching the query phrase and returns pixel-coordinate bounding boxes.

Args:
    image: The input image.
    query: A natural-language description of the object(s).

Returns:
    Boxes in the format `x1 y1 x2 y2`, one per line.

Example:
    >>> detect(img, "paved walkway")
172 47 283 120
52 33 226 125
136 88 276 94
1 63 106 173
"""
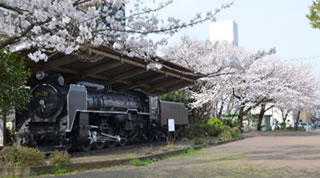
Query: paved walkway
48 136 320 178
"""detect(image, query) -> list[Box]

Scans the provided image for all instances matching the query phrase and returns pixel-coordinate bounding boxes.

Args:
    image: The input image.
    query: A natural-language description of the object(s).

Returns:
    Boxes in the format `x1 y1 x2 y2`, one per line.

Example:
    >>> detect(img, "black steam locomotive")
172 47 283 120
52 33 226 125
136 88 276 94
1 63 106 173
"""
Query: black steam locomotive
15 71 188 151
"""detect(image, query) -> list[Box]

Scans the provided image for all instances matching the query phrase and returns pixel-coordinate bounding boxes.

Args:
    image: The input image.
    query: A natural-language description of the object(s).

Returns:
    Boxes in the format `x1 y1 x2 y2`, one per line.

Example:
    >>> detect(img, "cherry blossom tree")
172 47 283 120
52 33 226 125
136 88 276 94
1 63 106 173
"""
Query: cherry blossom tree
165 37 276 126
272 63 319 128
0 0 231 64
165 37 320 131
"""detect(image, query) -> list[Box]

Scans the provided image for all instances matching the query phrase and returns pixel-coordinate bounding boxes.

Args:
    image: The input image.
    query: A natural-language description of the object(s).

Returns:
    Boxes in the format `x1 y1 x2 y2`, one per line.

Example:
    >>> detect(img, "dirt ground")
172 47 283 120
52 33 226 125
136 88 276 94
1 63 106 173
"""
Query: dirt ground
49 135 320 178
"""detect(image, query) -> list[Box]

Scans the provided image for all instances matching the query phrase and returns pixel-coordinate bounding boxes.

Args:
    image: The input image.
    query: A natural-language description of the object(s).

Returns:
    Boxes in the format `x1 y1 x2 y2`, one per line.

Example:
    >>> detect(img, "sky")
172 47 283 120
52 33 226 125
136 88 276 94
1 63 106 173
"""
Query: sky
142 0 320 76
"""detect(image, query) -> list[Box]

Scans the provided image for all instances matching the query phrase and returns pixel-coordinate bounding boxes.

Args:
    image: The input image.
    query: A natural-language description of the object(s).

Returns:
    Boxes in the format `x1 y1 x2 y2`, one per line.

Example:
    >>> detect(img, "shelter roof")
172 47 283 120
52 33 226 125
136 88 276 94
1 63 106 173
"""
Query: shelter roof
24 47 203 95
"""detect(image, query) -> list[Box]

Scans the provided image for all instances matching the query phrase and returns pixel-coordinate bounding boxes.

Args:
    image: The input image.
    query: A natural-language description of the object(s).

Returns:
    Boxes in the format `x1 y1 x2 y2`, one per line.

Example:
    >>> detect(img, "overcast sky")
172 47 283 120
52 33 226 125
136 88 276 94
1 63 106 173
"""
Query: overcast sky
141 0 320 76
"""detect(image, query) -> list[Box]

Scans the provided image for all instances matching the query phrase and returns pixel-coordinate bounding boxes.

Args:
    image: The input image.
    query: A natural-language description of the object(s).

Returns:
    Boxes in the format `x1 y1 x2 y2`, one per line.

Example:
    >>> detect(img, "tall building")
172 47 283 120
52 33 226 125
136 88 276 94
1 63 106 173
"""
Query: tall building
209 20 239 46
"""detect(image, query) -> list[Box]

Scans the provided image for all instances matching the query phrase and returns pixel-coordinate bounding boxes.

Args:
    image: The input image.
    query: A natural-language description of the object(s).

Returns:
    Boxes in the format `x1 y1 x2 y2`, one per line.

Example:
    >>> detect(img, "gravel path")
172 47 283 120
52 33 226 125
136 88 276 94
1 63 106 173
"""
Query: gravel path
47 135 320 178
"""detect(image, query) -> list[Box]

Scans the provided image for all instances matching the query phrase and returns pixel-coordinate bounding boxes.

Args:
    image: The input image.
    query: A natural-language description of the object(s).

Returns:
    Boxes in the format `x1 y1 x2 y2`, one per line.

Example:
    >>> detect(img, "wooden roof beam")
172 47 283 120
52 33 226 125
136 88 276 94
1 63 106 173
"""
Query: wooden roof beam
150 79 183 93
42 56 78 71
81 61 122 77
127 75 167 90
164 82 192 93
89 48 195 83
108 69 146 84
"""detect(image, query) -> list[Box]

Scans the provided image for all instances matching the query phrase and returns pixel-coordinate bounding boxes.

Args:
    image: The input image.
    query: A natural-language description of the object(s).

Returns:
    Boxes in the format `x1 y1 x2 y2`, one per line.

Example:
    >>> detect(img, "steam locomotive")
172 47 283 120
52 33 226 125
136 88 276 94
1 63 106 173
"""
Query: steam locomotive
15 71 189 151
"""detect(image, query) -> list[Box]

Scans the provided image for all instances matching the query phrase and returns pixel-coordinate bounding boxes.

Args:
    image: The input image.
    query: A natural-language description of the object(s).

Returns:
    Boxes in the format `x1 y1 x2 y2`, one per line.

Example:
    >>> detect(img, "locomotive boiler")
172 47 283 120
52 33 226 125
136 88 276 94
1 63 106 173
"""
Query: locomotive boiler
15 71 189 151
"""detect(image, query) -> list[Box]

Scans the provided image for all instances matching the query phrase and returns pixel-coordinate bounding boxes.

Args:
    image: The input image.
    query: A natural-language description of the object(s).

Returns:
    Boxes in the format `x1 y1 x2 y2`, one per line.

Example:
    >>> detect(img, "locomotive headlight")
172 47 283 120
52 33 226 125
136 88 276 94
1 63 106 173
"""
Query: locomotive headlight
36 71 46 80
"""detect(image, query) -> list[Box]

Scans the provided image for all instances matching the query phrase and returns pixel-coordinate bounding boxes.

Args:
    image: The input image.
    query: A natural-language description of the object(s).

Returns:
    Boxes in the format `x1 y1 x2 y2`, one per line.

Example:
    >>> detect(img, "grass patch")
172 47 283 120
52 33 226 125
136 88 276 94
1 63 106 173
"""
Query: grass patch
179 148 207 157
124 153 137 159
129 158 158 167
141 146 153 155
196 152 246 162
129 147 207 167
53 167 70 175
160 144 178 152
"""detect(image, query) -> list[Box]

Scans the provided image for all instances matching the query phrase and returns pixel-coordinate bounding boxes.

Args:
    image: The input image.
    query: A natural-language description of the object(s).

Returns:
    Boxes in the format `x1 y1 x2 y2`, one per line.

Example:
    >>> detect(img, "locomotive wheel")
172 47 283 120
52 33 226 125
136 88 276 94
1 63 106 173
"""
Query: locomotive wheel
80 143 92 152
119 139 127 147
64 144 72 152
105 141 117 148
93 142 105 150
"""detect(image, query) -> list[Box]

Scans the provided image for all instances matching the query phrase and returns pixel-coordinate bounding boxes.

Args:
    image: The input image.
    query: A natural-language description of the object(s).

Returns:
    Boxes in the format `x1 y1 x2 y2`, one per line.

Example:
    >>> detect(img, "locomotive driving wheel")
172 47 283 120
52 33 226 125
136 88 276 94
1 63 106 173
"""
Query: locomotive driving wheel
64 144 72 152
93 142 105 150
80 142 92 152
104 141 117 148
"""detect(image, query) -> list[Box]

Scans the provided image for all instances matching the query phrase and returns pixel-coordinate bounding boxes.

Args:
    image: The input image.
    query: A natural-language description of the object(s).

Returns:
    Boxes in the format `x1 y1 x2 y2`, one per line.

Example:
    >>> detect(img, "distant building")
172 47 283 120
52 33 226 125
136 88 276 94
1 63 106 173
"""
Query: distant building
209 20 239 46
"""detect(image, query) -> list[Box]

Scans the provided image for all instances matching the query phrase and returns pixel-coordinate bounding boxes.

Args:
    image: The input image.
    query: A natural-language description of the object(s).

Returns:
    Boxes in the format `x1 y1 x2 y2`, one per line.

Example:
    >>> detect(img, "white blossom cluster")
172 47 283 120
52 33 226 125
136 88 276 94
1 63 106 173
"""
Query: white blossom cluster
0 0 231 63
165 37 320 115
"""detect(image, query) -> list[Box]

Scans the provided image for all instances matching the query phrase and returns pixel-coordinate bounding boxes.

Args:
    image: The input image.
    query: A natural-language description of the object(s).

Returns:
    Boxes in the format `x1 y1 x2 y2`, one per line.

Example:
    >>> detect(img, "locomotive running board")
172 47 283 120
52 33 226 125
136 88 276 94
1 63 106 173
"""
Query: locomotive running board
76 109 150 115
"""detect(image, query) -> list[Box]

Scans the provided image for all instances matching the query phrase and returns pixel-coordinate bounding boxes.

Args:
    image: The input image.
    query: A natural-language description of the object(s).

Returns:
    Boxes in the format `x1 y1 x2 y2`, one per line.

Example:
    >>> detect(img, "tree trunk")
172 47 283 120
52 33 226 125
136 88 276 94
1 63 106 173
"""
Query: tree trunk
281 110 289 128
2 112 6 146
295 111 301 130
217 102 224 119
237 106 244 132
257 104 266 131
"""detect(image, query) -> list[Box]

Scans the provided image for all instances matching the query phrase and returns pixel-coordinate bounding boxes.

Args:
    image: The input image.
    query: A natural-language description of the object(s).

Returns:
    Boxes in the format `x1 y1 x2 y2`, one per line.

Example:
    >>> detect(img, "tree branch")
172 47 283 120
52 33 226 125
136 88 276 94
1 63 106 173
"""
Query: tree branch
73 0 92 7
126 0 173 19
0 3 26 15
94 3 231 35
265 105 274 112
0 19 50 50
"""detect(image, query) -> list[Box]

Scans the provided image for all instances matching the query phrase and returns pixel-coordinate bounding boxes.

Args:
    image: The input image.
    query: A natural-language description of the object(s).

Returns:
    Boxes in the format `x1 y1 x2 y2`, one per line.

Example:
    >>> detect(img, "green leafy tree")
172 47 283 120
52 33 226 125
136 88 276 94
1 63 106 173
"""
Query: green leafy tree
160 90 194 105
307 0 320 29
0 49 30 146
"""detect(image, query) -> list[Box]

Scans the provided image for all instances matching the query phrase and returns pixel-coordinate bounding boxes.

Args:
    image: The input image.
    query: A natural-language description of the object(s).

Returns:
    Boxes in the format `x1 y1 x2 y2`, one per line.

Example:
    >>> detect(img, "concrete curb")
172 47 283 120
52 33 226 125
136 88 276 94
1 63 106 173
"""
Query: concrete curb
0 137 243 177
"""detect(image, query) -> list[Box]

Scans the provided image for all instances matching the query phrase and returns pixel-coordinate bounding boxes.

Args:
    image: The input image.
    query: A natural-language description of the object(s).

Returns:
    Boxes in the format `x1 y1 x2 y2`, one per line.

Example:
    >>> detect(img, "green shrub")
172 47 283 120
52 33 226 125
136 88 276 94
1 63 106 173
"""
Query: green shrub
208 117 224 128
184 124 208 139
0 146 45 167
206 117 225 136
218 128 233 141
207 117 224 127
185 117 238 139
218 126 242 141
193 138 205 145
203 124 219 137
49 151 71 167
160 90 193 105
16 147 45 167
0 146 18 167
230 128 242 138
